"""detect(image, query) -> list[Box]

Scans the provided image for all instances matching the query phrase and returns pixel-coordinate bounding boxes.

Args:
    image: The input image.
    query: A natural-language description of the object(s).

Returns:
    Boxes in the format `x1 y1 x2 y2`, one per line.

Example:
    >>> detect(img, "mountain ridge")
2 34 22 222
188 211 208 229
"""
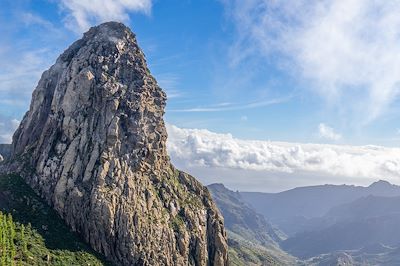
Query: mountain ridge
282 194 400 259
240 180 400 236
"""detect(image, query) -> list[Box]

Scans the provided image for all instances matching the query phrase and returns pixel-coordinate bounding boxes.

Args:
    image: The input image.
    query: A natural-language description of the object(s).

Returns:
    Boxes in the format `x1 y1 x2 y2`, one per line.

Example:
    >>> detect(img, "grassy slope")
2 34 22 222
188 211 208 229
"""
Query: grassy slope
227 230 297 266
228 238 283 266
0 174 110 265
208 184 298 265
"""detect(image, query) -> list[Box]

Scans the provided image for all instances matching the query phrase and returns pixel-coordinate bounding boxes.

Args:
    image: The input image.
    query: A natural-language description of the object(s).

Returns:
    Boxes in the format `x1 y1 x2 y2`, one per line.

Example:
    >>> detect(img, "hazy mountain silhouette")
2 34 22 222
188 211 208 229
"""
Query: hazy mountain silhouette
240 180 400 236
282 195 400 258
207 180 400 263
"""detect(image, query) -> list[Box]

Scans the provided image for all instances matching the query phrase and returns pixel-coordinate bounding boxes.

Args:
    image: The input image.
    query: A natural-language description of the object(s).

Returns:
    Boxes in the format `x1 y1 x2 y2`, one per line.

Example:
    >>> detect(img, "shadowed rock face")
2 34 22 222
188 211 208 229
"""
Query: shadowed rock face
0 144 11 162
10 22 228 266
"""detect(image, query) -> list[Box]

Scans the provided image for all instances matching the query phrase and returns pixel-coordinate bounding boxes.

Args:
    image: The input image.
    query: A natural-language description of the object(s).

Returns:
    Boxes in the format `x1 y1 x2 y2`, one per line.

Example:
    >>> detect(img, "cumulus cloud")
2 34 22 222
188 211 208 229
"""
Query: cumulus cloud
167 124 400 184
59 0 152 33
223 0 400 123
318 123 341 141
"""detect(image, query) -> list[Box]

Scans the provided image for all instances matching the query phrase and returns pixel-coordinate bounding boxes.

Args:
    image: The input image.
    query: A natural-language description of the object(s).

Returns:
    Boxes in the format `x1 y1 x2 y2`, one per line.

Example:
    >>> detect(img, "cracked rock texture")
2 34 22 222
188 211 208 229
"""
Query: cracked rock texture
9 22 228 266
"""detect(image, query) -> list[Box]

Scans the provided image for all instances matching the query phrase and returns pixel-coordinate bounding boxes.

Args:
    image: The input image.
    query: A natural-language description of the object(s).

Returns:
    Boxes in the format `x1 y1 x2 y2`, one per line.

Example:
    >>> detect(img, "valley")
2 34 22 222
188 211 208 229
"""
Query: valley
209 181 400 265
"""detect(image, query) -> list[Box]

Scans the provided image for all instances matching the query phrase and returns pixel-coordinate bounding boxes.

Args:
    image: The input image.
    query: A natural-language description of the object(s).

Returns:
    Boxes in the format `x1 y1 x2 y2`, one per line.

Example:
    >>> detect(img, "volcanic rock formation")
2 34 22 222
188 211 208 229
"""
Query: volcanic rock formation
9 22 228 266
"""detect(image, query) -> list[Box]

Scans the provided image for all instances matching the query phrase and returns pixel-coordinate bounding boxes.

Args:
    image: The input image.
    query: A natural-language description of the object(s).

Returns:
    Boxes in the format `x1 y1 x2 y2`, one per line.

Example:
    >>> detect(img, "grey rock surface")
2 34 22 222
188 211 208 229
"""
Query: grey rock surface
0 144 11 161
9 22 228 266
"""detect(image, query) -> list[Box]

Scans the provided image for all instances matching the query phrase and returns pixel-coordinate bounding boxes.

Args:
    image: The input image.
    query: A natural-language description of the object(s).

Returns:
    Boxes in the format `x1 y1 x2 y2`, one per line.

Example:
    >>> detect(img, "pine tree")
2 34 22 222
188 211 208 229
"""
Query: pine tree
8 213 16 265
0 212 7 266
1 212 6 266
20 224 27 255
0 212 20 265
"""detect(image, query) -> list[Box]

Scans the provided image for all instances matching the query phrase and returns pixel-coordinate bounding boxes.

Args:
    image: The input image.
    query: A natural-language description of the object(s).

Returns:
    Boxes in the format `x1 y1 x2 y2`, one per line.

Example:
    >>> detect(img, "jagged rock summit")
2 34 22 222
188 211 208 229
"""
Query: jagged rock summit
9 22 228 266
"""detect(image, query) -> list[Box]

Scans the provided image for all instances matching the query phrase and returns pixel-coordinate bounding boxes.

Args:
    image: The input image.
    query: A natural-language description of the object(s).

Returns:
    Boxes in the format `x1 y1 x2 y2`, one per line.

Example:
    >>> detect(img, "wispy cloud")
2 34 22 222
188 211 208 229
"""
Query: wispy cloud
19 12 65 38
0 9 68 118
21 12 55 29
169 97 288 112
0 48 52 111
155 73 183 99
318 123 342 141
222 0 400 124
58 0 153 33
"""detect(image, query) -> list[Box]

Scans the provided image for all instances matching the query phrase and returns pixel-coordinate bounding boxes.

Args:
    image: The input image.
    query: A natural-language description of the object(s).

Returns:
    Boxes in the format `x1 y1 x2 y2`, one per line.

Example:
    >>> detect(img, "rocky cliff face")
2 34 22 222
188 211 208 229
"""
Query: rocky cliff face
0 144 11 162
9 22 228 266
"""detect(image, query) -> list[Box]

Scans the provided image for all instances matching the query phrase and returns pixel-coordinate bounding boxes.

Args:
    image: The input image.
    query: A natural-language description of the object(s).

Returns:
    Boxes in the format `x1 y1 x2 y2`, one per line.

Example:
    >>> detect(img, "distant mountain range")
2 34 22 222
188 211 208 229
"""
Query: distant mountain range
282 195 400 258
209 180 400 265
240 180 400 236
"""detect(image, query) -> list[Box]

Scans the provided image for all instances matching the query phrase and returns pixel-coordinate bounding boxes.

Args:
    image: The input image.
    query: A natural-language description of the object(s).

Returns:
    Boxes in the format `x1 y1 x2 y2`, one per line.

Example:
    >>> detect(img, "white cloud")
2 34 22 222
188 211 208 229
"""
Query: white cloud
155 73 183 99
0 49 51 109
0 12 67 112
0 117 20 144
59 0 152 33
223 0 400 124
21 12 55 29
10 119 20 129
167 124 400 185
318 123 341 141
169 97 288 112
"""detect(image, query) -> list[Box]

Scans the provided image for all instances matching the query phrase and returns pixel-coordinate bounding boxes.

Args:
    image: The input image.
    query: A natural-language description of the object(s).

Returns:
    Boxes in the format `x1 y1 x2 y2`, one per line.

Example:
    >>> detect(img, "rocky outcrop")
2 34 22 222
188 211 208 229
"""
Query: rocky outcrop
0 144 11 162
9 22 228 266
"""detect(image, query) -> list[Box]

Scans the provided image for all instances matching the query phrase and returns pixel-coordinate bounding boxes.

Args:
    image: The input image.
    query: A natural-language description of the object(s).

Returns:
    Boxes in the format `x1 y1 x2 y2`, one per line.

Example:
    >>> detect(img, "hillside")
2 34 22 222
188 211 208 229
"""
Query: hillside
207 183 297 265
208 183 284 246
282 195 400 259
227 237 285 266
326 195 400 221
241 180 400 236
305 246 400 266
0 174 109 265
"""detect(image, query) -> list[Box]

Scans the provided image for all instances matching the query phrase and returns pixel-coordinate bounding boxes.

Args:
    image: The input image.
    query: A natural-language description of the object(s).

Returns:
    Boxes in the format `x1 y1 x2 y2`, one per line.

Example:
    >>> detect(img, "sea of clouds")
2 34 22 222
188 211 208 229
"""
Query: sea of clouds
167 124 400 191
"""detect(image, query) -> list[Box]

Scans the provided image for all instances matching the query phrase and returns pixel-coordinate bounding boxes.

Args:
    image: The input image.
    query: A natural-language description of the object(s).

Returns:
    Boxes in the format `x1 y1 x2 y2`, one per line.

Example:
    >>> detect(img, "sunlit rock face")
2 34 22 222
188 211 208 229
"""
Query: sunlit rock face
10 22 228 266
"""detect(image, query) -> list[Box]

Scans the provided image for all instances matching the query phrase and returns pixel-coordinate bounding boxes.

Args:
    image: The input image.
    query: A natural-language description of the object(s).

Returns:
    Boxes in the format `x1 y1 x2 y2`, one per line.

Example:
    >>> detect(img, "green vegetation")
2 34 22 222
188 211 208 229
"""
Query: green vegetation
0 174 110 265
0 212 17 265
171 214 185 233
228 237 285 266
226 230 297 265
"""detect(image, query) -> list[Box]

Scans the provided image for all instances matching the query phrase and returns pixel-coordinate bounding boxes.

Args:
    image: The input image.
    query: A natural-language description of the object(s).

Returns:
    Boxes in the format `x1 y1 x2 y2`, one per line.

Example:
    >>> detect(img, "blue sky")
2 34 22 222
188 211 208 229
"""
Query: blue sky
2 0 400 190
4 0 400 146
